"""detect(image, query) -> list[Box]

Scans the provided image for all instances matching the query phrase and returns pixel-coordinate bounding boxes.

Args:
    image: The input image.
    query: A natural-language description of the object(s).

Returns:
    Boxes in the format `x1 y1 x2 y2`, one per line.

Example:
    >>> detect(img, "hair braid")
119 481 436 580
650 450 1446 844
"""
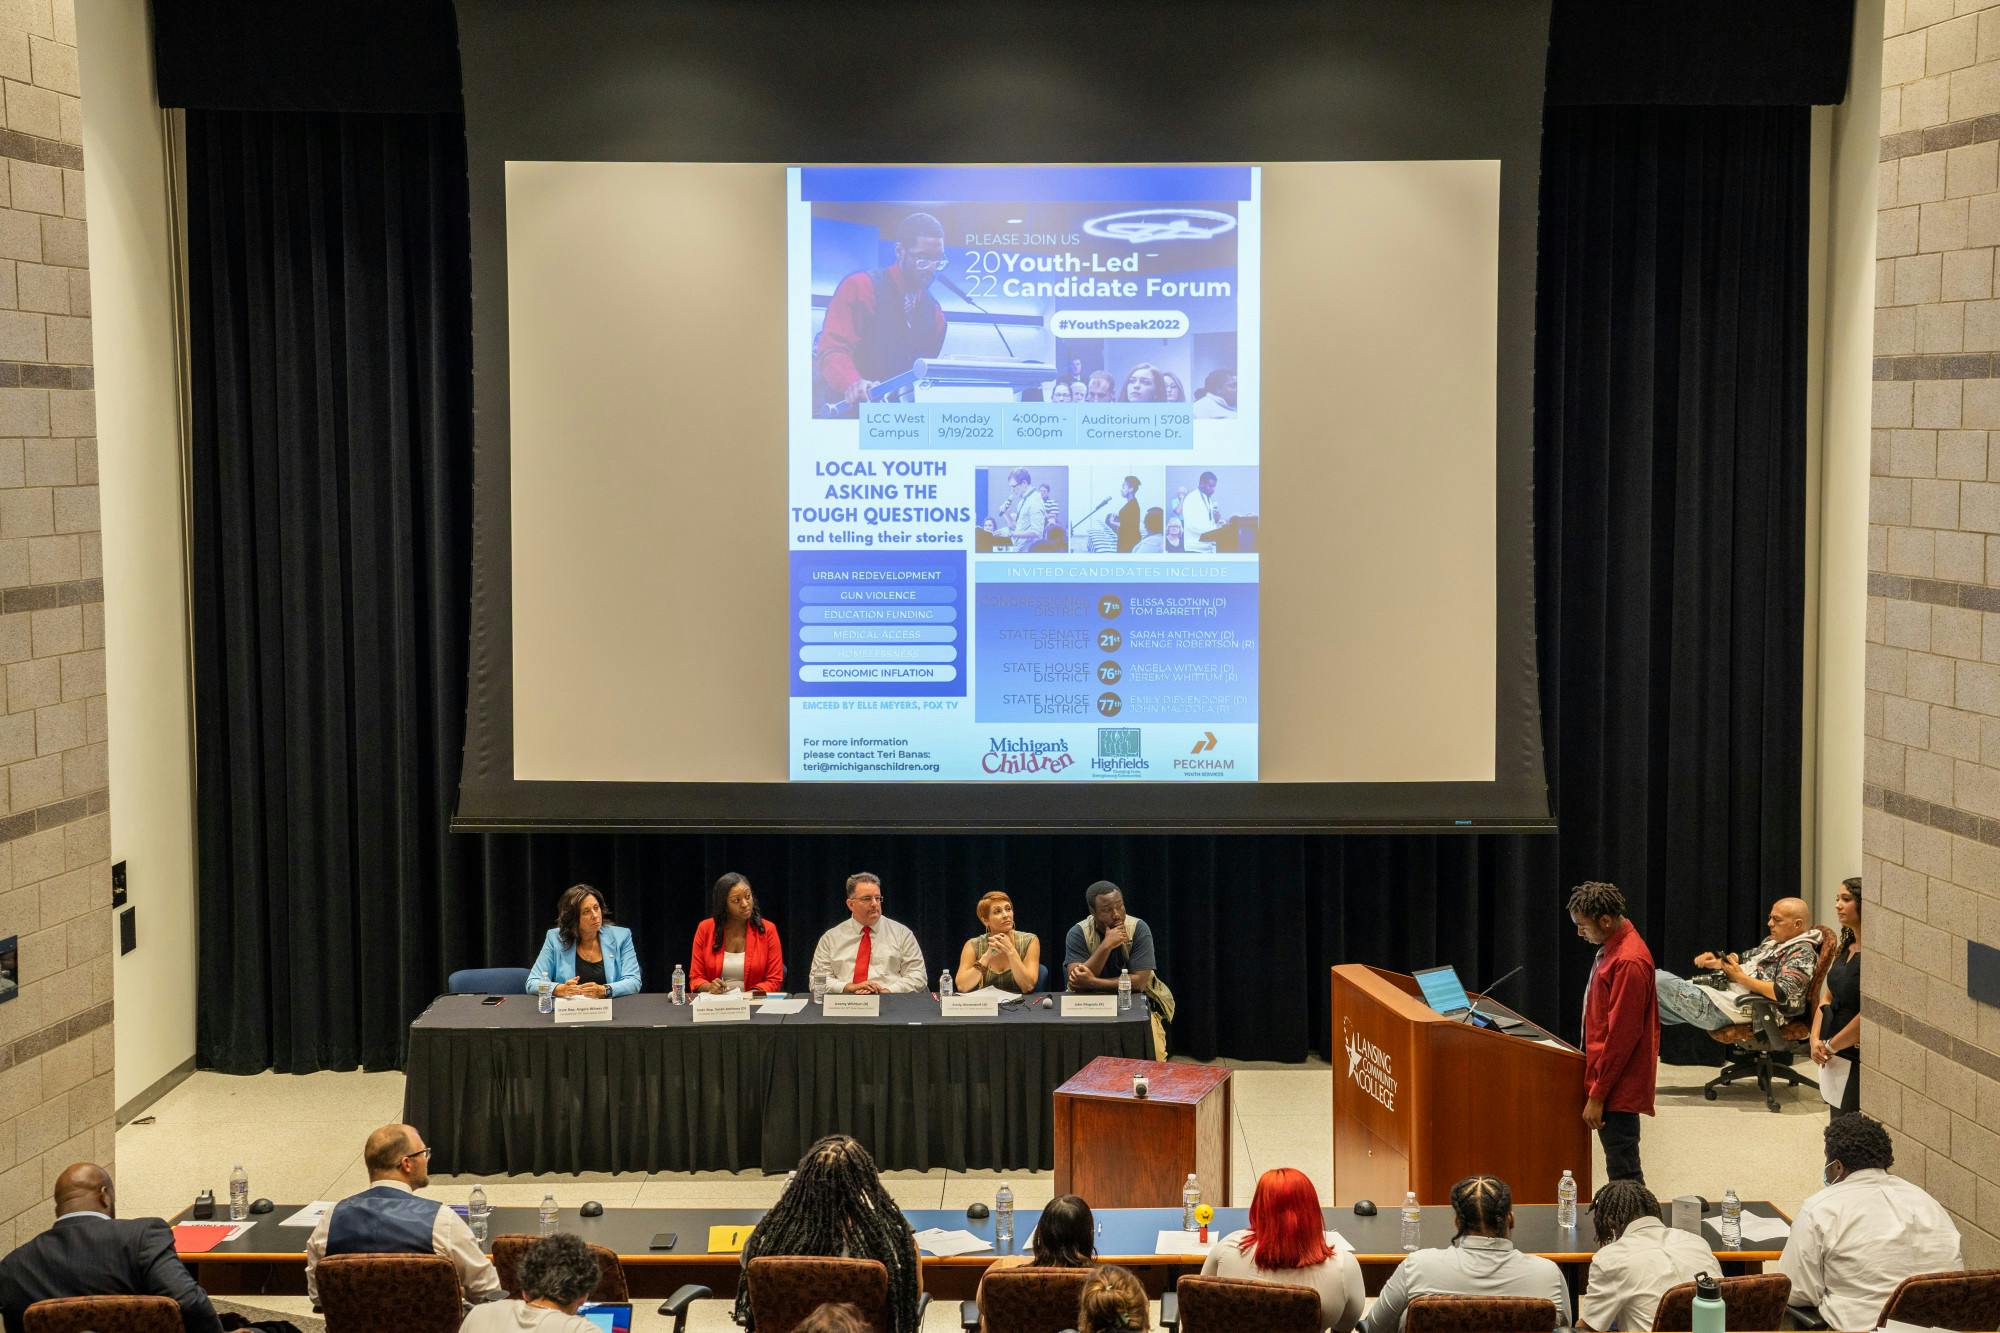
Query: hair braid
1589 1179 1660 1246
734 1136 922 1333
1449 1175 1512 1241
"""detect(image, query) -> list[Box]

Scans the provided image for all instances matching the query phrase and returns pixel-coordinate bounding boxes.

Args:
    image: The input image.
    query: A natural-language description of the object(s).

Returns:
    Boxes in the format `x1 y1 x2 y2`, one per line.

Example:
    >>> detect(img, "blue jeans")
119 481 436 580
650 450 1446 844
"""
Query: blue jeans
1656 969 1734 1029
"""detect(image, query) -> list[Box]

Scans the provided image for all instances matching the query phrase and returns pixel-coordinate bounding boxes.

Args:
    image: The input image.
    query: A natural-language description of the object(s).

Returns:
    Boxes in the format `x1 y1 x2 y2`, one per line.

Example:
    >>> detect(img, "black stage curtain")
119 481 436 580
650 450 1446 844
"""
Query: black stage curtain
189 105 1808 1074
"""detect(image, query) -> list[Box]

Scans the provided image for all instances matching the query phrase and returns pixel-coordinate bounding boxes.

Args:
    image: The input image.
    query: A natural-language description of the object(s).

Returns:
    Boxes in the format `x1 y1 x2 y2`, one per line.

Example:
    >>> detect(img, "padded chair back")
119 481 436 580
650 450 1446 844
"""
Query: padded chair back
447 965 530 994
1705 925 1841 1049
1652 1273 1792 1331
1877 1267 2000 1331
980 1266 1093 1333
1175 1275 1321 1333
1404 1295 1559 1333
315 1252 464 1333
23 1296 183 1333
491 1233 631 1302
747 1256 890 1333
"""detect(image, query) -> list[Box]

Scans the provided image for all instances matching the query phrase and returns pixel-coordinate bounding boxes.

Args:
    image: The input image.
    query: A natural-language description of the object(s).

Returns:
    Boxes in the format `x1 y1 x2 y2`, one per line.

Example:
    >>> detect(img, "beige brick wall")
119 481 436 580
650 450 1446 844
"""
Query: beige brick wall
1869 0 2000 1272
0 0 110 1253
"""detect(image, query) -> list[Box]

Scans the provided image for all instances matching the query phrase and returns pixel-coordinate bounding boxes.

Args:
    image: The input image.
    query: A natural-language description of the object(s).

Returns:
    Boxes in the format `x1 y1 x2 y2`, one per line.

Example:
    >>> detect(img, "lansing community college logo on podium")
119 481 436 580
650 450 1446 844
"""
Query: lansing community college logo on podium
1342 1016 1397 1112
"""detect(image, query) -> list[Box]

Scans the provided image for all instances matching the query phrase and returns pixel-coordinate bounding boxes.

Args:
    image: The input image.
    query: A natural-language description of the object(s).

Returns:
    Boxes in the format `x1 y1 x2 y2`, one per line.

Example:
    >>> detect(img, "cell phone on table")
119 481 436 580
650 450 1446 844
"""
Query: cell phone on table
480 996 504 1006
649 1232 677 1250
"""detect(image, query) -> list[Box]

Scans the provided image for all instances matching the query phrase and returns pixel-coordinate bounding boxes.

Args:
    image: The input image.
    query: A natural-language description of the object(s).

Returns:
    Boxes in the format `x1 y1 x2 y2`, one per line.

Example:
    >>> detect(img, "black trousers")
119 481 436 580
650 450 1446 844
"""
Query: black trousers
1599 1110 1643 1183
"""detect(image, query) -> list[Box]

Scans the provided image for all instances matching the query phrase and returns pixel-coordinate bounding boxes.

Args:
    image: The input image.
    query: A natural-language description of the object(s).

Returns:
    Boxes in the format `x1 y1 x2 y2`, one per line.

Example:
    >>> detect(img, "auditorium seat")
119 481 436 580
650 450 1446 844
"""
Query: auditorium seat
492 1233 631 1301
959 1265 1094 1332
1876 1267 2000 1330
745 1256 889 1333
1403 1294 1559 1333
1162 1275 1321 1332
1701 923 1839 1112
447 965 532 994
1652 1273 1791 1331
23 1295 183 1333
314 1252 462 1333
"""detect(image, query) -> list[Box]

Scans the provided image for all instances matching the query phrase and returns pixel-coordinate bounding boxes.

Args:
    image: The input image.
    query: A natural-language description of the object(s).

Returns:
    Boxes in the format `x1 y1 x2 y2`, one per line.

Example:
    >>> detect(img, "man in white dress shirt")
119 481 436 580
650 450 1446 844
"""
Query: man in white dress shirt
305 1124 501 1306
1777 1113 1962 1333
1577 1180 1715 1331
808 872 928 994
1180 471 1223 552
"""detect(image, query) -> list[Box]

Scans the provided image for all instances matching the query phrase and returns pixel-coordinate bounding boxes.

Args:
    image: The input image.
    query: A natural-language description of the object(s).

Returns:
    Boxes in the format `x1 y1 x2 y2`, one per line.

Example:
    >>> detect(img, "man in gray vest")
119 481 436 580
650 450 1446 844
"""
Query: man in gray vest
305 1124 500 1306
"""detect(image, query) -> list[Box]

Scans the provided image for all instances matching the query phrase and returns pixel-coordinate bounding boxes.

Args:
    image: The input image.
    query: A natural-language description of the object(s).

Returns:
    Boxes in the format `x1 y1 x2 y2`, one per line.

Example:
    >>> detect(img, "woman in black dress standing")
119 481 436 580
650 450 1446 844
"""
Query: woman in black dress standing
1810 876 1861 1116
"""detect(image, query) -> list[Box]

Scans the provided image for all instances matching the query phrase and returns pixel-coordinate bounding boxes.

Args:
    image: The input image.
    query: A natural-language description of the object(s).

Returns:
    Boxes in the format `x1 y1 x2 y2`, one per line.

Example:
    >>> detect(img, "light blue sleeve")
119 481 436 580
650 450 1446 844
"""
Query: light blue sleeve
1357 1251 1414 1333
609 926 643 997
525 931 562 993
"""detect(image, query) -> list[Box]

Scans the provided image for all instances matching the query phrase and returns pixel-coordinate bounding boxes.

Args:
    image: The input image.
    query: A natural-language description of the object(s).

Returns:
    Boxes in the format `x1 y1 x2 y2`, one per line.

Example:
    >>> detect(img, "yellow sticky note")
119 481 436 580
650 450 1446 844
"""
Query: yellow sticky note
707 1224 754 1253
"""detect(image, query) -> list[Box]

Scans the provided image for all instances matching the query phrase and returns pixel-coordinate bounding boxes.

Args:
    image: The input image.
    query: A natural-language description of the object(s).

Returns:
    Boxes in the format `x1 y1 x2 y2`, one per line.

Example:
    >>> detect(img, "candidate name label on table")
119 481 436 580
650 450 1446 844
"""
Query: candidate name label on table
940 993 1003 1018
553 997 614 1024
691 995 752 1023
822 994 882 1017
1061 994 1119 1018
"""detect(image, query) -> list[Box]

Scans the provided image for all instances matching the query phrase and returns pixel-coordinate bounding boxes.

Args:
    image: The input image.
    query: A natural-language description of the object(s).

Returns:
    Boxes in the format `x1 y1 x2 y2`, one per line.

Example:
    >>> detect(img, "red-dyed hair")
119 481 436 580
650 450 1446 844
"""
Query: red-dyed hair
1241 1167 1332 1270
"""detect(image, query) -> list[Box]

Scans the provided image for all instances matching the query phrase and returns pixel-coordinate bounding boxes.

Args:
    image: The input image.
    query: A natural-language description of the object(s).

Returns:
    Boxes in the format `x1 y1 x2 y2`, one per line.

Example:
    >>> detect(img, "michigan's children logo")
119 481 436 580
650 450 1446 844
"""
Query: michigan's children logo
981 737 1075 776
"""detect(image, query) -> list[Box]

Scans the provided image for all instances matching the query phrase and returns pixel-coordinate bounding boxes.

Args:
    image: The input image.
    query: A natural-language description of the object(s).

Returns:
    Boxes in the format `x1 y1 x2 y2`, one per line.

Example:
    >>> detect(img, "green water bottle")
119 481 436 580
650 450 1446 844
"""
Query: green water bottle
1691 1271 1725 1333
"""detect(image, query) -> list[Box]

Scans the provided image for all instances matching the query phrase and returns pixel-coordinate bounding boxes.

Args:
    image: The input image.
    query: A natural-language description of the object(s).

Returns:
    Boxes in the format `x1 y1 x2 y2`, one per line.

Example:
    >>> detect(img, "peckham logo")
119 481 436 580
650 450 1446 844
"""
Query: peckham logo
1082 208 1239 244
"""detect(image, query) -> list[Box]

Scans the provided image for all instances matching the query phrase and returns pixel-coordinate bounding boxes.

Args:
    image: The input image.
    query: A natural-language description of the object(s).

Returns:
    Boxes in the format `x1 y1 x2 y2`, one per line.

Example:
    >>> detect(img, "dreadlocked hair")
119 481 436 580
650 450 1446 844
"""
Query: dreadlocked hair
1449 1175 1512 1241
1566 881 1627 921
1590 1179 1660 1246
1077 1264 1150 1332
733 1135 922 1333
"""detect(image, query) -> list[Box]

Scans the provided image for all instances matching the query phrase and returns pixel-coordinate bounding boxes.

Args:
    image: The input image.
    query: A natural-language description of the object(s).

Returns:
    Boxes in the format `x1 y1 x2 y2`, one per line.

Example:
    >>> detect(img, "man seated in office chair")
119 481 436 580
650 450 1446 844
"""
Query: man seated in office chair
305 1124 502 1308
1653 896 1821 1031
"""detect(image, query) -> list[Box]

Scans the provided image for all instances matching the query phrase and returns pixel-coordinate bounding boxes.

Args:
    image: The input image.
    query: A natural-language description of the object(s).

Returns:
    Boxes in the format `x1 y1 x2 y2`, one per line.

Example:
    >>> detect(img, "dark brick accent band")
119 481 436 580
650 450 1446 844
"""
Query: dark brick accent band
1880 112 2000 162
1868 999 2000 1084
0 578 104 615
1868 571 2000 613
0 999 112 1077
0 126 82 173
0 781 106 847
0 363 93 390
1863 782 2000 850
1873 354 2000 381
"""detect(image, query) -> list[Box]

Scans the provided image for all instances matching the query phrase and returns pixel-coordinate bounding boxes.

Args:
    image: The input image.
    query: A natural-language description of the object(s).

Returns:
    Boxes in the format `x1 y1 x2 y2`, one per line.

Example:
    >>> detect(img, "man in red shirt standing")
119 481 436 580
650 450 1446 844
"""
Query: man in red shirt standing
1569 881 1658 1184
814 212 950 413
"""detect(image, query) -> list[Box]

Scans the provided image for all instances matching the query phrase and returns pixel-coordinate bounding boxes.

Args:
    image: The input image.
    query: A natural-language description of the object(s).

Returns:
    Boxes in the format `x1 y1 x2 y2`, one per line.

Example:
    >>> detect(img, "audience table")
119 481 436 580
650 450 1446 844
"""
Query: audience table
179 1200 1792 1302
402 991 1154 1174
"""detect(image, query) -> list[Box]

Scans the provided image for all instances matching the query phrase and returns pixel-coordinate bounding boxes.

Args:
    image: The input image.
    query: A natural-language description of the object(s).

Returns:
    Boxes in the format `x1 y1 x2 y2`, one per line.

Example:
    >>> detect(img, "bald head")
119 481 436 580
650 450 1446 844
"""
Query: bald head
53 1163 112 1217
363 1124 429 1187
1769 897 1810 942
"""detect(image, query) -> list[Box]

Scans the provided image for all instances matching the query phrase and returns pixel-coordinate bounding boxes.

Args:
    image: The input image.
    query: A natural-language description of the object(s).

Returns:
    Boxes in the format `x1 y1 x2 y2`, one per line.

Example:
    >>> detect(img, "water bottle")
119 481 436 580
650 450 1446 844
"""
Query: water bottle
538 982 554 1015
1118 968 1133 1011
1556 1169 1578 1229
1400 1191 1422 1251
1181 1173 1201 1230
228 1166 249 1222
468 1185 490 1243
671 965 687 1005
1692 1272 1726 1333
1720 1188 1742 1249
939 969 954 998
995 1183 1014 1247
539 1193 559 1234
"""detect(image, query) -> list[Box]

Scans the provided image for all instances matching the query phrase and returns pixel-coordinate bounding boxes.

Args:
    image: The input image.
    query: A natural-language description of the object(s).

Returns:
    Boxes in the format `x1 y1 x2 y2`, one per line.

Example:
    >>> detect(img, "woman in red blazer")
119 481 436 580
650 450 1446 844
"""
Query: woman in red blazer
690 872 784 994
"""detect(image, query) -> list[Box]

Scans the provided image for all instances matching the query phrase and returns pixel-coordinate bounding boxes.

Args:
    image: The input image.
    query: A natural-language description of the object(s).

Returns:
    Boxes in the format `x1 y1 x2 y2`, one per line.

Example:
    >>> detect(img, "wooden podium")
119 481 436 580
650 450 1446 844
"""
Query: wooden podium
1331 964 1588 1206
1053 1057 1231 1207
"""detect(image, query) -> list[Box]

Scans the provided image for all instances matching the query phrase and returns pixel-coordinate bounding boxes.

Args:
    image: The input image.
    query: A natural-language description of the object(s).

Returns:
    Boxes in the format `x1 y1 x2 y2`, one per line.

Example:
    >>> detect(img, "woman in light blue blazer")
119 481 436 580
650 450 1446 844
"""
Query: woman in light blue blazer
526 884 643 998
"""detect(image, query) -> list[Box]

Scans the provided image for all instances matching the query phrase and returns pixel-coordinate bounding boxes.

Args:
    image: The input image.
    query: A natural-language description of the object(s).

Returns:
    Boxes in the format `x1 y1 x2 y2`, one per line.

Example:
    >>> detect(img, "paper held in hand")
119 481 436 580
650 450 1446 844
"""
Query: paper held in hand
553 996 613 1024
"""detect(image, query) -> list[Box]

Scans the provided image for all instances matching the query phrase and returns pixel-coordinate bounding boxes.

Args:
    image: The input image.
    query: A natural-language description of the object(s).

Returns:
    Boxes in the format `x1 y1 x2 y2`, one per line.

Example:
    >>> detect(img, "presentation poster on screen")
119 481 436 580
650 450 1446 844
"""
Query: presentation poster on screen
787 166 1261 781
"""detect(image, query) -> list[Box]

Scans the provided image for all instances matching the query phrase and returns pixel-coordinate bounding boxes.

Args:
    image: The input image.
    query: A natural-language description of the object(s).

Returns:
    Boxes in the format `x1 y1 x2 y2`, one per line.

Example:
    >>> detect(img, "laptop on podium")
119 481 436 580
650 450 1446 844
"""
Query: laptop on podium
1413 964 1528 1030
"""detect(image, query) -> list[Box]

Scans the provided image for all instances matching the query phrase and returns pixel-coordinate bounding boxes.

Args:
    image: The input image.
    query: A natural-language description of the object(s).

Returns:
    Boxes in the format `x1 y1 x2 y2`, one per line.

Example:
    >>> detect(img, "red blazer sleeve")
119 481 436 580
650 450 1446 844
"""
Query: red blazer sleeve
689 918 719 990
752 921 784 992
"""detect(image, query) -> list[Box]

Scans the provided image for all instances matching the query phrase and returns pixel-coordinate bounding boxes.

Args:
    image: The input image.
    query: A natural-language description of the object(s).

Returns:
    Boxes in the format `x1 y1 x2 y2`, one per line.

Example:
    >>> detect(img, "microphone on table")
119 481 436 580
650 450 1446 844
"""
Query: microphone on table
933 272 1016 359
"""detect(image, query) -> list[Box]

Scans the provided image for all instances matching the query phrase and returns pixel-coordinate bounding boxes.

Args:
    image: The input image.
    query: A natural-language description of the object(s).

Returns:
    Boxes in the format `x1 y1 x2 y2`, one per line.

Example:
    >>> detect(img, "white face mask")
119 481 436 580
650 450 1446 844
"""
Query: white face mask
1823 1163 1841 1187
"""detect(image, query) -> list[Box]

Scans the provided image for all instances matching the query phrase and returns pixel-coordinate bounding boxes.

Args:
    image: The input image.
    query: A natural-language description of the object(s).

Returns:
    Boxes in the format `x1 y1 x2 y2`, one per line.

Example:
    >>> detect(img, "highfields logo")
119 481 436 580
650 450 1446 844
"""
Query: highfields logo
1342 1016 1397 1112
982 737 1075 776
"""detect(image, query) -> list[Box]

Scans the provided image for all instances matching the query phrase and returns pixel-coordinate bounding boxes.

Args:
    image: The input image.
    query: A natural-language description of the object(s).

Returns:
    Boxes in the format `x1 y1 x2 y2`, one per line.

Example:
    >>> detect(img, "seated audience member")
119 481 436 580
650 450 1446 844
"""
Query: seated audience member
1655 895 1821 1030
1357 1176 1571 1333
1164 517 1185 553
1575 1180 1711 1332
795 1303 872 1333
526 883 642 998
1085 370 1116 403
979 1194 1096 1328
955 890 1041 994
0 1163 299 1333
461 1233 602 1333
305 1124 501 1306
691 871 784 994
1064 880 1174 1059
1776 1113 1962 1332
1076 1265 1150 1333
1191 369 1237 417
1203 1167 1364 1332
1131 508 1166 553
1159 370 1186 402
735 1134 923 1333
1049 380 1075 404
808 872 927 994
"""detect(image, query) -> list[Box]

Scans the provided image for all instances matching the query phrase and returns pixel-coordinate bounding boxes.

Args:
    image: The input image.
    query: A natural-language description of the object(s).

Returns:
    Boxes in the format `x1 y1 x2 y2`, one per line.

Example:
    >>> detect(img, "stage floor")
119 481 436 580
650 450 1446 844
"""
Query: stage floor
111 1056 1828 1333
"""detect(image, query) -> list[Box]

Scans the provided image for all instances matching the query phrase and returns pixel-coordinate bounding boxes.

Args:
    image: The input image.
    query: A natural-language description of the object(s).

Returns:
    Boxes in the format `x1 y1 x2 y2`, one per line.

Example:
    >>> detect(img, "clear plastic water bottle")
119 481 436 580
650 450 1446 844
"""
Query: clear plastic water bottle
1720 1188 1742 1248
1557 1169 1578 1229
995 1183 1014 1247
228 1165 249 1222
538 982 554 1015
671 965 687 1005
468 1185 489 1244
811 969 828 1006
939 969 954 999
1118 968 1133 1011
1401 1191 1422 1251
1182 1173 1201 1230
539 1193 559 1234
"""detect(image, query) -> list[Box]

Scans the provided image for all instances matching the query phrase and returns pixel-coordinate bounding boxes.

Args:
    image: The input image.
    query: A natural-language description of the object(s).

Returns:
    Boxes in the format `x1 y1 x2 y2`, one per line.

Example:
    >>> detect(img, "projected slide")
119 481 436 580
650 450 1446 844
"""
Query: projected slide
788 166 1261 781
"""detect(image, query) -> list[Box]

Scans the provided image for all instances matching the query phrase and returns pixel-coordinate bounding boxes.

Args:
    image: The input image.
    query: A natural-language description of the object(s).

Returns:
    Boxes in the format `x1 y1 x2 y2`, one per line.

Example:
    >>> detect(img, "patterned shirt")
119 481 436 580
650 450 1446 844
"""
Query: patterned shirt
1704 929 1823 1021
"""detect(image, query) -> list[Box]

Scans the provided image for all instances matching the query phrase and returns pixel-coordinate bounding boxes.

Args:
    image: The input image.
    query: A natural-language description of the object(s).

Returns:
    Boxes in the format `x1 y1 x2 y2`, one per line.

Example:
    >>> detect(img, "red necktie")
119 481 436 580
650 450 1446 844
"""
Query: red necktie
852 925 872 985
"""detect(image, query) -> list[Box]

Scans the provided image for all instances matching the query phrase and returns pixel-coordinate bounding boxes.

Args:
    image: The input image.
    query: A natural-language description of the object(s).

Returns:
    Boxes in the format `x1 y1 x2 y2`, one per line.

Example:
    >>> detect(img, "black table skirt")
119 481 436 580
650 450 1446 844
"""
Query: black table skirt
404 993 1153 1175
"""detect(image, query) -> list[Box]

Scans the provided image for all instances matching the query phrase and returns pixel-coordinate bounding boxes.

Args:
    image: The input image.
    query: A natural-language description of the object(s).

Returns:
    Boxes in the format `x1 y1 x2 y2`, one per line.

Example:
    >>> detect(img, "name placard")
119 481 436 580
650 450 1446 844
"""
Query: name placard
1061 994 1118 1018
552 997 613 1024
940 992 1002 1018
691 995 751 1024
822 993 881 1018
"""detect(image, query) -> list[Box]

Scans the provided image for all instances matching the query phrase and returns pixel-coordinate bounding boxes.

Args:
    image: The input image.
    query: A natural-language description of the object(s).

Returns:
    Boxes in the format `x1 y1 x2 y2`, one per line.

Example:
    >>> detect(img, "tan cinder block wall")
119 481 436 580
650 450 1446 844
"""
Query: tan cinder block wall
1869 0 2000 1272
0 0 110 1252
